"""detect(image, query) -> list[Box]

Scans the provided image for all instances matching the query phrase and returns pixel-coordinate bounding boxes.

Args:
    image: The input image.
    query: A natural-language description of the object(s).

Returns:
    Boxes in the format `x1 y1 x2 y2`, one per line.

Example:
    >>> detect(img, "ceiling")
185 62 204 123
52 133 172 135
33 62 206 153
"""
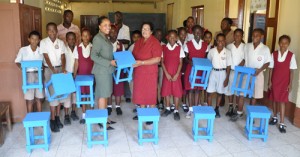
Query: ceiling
69 0 162 3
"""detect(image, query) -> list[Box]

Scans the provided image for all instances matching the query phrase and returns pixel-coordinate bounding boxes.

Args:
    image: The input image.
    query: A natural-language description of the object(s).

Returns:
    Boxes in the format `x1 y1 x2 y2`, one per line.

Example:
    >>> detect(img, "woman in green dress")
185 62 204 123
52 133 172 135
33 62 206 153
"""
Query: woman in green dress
91 16 117 130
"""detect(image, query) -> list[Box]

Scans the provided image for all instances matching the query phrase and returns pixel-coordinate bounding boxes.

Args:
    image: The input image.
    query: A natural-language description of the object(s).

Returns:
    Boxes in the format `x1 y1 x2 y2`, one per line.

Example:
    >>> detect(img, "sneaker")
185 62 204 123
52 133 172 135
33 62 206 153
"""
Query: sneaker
133 115 138 120
174 112 180 121
71 110 79 121
157 103 164 110
185 111 192 119
107 107 112 115
125 98 131 103
133 108 137 112
182 105 189 113
170 104 175 112
269 117 278 125
64 115 71 125
226 105 234 117
146 121 153 125
55 116 63 128
279 123 286 133
79 119 85 124
161 109 172 117
107 121 116 124
50 120 60 132
107 126 115 130
116 107 123 115
230 113 243 121
215 108 220 118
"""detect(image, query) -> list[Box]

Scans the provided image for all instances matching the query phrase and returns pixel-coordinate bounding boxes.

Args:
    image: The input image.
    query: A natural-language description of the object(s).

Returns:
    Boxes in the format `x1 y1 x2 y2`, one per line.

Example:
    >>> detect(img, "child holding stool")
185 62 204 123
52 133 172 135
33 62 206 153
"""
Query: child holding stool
15 31 44 113
161 30 185 121
207 33 232 118
77 29 93 124
41 22 67 132
268 35 297 133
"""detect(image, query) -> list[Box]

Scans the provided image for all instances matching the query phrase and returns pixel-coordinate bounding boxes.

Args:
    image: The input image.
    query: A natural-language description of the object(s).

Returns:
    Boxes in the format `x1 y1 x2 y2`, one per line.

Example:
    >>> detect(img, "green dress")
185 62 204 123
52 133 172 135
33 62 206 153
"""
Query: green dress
91 32 115 98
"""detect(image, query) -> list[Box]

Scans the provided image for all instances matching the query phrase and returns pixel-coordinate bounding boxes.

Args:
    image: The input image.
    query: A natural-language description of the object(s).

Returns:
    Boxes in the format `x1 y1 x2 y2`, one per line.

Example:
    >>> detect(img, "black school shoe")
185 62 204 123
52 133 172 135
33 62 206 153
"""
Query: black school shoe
50 120 60 132
133 115 138 120
146 121 153 125
279 123 286 133
215 108 220 118
126 98 131 103
269 117 278 125
170 104 175 112
71 110 79 121
230 113 243 122
107 107 112 115
116 107 123 115
64 115 71 125
79 119 85 124
161 109 172 117
182 105 189 113
174 112 180 121
226 105 234 117
107 121 116 124
55 116 63 128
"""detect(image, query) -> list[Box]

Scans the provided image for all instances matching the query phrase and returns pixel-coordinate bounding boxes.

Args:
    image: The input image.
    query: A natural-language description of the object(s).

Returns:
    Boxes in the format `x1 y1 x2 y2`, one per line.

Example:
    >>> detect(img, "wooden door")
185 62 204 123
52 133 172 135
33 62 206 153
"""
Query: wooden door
167 3 174 30
265 0 279 52
80 15 99 38
225 0 245 28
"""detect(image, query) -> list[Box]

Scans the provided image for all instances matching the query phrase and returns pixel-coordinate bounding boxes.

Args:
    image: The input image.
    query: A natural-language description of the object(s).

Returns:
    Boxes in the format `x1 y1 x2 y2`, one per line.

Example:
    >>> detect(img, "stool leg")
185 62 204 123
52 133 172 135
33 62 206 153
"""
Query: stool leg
103 122 108 147
259 118 264 134
206 119 211 135
76 86 80 108
24 127 32 153
138 121 143 145
29 127 34 144
86 123 92 148
153 121 159 145
47 121 51 143
6 106 11 131
90 85 94 108
263 118 269 142
248 117 253 140
209 119 214 142
43 125 49 151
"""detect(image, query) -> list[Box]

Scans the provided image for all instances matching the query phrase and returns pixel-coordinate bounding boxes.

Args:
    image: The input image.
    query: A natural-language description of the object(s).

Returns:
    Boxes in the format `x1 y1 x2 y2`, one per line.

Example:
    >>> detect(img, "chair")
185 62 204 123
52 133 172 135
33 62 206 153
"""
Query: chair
137 108 160 145
85 109 108 148
231 66 256 98
189 58 212 89
192 106 216 142
74 75 94 108
44 73 76 102
23 112 51 152
113 51 136 84
245 105 271 142
21 60 43 94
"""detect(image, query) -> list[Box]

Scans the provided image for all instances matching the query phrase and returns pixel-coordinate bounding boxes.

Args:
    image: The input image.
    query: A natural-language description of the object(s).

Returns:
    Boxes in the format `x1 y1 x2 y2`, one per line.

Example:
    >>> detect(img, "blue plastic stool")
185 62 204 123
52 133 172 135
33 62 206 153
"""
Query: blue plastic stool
192 106 216 142
137 108 160 145
21 60 43 94
231 66 256 98
85 109 108 148
189 58 212 89
245 105 271 142
113 51 136 84
23 112 51 153
75 75 94 108
45 73 76 102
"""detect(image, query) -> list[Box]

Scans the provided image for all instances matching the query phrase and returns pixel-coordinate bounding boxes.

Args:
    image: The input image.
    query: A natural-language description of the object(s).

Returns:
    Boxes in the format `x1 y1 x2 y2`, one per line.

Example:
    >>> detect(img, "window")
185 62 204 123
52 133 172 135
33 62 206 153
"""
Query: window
192 5 204 26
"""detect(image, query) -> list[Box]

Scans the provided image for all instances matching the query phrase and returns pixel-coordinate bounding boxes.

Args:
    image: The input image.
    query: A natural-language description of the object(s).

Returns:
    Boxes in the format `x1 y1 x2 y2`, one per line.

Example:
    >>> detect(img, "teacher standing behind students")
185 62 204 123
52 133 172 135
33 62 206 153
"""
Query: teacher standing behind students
91 16 117 115
132 22 162 121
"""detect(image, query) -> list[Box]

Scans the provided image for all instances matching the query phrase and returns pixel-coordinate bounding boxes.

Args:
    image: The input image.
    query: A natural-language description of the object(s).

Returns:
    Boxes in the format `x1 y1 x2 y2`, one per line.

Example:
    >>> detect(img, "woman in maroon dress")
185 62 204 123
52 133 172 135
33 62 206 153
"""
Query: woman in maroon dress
268 35 297 133
77 29 93 124
132 22 162 122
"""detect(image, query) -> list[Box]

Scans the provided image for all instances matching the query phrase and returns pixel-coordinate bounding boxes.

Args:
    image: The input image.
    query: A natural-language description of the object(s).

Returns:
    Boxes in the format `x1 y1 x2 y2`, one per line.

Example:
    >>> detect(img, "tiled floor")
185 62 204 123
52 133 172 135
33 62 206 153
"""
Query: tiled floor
1 102 300 157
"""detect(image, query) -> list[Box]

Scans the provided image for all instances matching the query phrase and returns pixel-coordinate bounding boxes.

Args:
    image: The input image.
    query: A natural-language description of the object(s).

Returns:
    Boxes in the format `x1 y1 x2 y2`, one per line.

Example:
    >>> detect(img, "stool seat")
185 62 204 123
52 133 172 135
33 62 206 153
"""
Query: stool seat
21 60 43 94
113 51 136 84
75 75 94 108
45 73 76 102
231 66 256 98
189 58 212 89
85 109 108 148
23 112 51 153
245 105 271 142
137 108 160 145
192 106 216 142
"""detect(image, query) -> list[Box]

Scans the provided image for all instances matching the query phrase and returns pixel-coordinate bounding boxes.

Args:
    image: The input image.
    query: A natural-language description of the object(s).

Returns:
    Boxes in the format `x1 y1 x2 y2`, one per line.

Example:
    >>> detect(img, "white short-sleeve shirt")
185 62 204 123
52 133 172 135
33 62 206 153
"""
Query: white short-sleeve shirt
184 39 204 53
65 46 78 73
244 42 271 69
117 24 130 41
269 50 297 69
128 43 135 52
226 42 245 70
186 33 194 42
177 40 187 51
78 42 92 58
207 47 232 69
161 43 185 58
15 45 44 72
112 41 125 52
40 37 66 67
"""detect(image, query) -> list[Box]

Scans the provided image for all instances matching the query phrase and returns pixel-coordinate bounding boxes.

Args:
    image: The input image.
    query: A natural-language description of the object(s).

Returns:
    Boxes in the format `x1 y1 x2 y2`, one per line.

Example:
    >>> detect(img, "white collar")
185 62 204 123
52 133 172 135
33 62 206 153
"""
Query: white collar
192 39 203 50
26 45 39 53
166 43 178 50
46 37 58 45
79 42 92 48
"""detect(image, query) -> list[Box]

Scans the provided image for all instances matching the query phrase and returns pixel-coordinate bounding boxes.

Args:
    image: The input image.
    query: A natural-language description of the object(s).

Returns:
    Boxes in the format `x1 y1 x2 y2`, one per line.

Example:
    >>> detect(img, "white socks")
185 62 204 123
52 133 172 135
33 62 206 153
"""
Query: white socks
82 113 85 119
116 105 120 108
174 110 178 113
107 105 112 108
189 107 193 112
166 107 170 110
237 111 243 115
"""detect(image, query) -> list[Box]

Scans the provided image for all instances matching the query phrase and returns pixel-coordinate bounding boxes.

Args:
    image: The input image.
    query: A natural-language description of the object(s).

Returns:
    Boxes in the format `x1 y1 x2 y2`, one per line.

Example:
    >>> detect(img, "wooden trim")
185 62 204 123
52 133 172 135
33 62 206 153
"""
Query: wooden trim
265 0 279 52
191 5 204 9
225 0 229 17
225 0 245 28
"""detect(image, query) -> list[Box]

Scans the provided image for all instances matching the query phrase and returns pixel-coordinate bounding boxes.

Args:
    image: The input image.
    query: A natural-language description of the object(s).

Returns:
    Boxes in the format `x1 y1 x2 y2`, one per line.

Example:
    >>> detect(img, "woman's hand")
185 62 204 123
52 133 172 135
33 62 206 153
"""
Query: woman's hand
172 73 179 81
110 60 117 67
288 84 292 93
165 73 172 81
268 82 272 90
133 60 142 67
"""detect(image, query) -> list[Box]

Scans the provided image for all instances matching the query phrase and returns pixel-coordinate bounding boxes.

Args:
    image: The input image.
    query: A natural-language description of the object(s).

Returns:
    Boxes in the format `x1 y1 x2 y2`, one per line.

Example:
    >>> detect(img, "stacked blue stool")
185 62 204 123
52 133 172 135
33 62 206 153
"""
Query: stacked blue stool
85 109 108 148
192 106 216 142
113 51 136 84
45 73 76 101
137 108 160 145
189 58 212 89
245 105 271 142
75 75 94 108
21 60 43 94
23 112 51 153
231 66 256 98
